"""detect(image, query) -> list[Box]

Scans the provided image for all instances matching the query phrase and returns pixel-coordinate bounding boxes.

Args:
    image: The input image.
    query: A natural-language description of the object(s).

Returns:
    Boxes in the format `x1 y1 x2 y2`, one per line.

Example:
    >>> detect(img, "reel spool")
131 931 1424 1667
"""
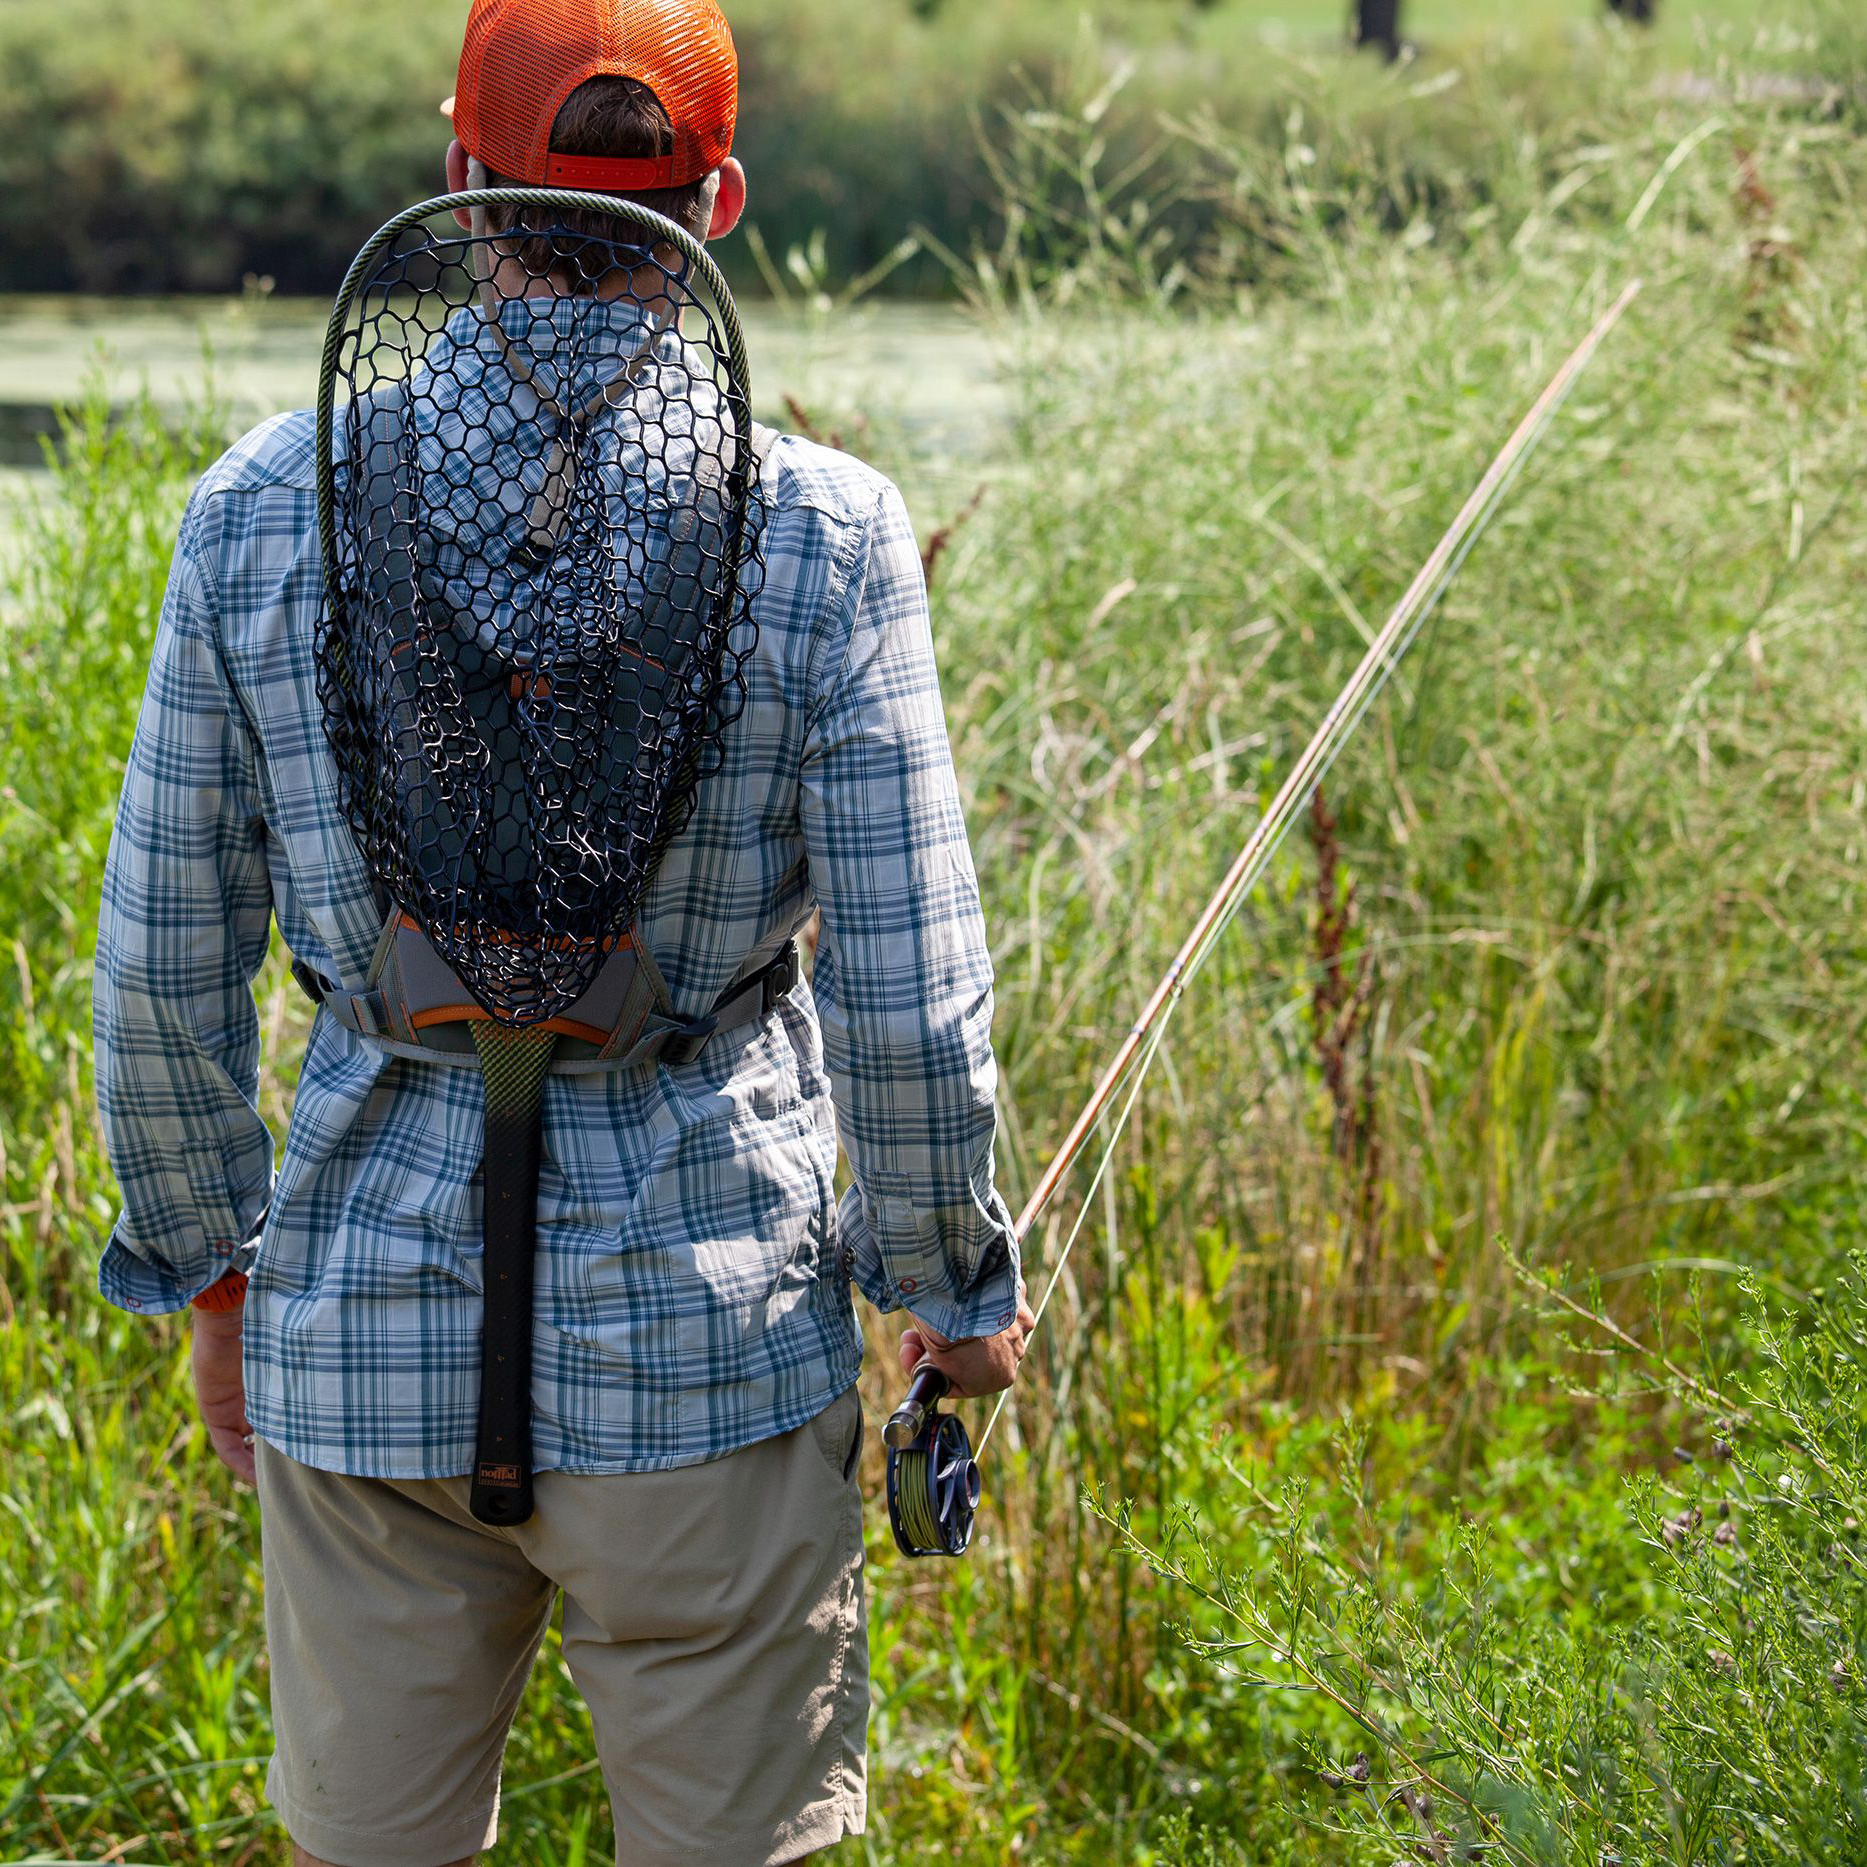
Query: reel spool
883 1365 982 1558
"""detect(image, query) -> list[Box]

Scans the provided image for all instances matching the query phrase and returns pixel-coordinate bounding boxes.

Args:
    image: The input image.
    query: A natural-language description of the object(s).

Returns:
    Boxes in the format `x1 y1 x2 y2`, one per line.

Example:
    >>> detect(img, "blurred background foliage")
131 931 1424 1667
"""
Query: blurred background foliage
0 0 1854 295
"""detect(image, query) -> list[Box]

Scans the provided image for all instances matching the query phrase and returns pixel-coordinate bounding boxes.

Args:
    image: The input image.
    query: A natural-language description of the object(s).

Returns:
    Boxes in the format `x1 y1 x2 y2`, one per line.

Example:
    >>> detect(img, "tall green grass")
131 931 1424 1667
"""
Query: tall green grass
895 15 1867 1854
5 7 1867 1862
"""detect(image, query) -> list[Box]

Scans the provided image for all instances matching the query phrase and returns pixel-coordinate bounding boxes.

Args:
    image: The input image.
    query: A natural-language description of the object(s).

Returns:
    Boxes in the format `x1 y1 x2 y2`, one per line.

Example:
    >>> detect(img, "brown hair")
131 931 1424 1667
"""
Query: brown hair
485 77 714 284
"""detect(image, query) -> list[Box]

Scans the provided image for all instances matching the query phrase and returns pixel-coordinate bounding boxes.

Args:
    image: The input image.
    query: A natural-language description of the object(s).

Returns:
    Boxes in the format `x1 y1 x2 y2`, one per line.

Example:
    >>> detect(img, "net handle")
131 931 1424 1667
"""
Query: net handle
313 188 752 613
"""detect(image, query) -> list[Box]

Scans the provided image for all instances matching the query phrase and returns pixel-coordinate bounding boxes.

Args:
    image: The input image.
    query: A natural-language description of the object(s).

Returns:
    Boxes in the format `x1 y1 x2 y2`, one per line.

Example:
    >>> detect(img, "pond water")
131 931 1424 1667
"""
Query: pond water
0 294 1008 544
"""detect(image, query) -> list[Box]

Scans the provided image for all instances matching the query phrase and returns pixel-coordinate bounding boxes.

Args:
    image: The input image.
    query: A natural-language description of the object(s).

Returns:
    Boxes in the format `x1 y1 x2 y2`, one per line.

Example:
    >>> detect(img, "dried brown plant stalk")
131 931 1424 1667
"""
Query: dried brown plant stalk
1308 785 1383 1303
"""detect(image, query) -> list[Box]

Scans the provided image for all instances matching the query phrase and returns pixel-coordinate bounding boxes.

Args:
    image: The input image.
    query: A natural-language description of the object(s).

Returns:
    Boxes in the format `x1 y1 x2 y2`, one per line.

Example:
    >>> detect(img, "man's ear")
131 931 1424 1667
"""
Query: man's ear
707 158 746 241
446 138 473 229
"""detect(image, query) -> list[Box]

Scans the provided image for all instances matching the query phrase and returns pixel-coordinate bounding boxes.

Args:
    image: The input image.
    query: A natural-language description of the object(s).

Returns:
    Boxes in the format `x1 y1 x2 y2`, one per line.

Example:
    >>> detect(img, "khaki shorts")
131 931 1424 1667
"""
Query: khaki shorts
255 1387 868 1867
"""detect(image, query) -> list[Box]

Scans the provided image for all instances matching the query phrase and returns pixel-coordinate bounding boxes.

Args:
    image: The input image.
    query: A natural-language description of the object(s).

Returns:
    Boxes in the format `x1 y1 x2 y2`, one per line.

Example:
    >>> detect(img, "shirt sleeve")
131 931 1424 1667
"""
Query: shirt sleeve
93 489 276 1314
799 481 1021 1343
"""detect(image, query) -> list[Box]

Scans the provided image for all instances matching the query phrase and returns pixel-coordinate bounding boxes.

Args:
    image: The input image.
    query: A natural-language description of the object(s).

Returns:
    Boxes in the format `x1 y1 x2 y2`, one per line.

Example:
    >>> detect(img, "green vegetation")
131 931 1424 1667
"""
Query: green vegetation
0 0 1826 296
6 4 1867 1862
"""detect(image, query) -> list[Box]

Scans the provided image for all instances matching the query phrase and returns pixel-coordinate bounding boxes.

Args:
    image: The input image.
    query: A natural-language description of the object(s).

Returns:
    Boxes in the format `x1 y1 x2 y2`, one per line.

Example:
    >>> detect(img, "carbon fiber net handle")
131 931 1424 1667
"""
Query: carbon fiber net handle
468 1025 557 1525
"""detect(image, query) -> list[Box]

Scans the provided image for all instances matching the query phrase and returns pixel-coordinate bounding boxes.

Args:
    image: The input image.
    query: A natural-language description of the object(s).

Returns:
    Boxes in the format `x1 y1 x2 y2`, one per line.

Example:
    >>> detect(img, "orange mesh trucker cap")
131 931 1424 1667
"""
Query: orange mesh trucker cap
445 0 737 192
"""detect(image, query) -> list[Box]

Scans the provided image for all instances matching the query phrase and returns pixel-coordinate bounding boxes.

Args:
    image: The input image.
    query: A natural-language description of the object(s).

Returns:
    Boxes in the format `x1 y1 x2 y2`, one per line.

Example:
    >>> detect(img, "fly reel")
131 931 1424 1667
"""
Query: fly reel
883 1364 981 1558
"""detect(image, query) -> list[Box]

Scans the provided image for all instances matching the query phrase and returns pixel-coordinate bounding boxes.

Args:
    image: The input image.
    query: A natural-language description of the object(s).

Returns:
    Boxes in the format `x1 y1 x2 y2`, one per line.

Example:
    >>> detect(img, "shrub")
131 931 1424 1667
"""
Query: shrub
7 0 1858 296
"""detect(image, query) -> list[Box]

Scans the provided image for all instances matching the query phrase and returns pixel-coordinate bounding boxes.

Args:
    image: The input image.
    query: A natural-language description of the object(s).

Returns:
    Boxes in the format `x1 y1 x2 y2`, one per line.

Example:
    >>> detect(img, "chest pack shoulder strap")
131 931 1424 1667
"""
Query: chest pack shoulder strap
749 420 779 482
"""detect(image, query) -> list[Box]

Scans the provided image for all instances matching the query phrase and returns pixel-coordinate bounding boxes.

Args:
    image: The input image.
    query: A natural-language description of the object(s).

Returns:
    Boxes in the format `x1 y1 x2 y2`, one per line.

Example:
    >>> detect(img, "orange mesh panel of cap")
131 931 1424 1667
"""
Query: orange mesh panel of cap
454 0 736 188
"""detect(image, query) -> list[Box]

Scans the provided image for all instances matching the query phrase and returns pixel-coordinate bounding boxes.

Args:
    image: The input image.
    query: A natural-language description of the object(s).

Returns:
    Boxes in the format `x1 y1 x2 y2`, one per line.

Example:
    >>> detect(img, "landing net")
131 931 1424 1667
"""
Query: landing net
314 191 762 1027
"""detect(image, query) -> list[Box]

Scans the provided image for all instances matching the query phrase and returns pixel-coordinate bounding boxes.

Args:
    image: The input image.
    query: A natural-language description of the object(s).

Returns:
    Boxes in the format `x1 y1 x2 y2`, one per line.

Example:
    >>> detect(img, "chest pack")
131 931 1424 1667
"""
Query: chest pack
292 909 799 1074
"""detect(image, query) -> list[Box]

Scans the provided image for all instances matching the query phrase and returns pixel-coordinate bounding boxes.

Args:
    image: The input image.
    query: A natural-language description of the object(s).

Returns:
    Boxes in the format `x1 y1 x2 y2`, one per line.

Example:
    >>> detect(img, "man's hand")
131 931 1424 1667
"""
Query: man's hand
897 1284 1037 1401
192 1307 256 1483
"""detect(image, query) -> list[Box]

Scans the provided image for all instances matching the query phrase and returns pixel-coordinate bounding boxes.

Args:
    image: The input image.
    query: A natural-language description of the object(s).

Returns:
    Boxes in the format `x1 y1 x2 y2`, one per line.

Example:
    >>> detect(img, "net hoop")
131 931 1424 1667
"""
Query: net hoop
312 188 762 1026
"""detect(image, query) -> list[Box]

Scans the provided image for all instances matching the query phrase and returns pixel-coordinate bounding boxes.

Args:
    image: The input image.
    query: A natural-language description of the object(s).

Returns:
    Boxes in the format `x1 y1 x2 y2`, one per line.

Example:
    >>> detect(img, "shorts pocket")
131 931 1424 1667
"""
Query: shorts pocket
809 1385 863 1484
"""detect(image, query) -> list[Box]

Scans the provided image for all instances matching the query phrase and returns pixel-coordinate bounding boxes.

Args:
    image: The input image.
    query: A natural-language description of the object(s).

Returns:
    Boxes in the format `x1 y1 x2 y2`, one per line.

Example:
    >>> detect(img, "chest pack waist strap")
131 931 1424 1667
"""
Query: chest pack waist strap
293 911 800 1073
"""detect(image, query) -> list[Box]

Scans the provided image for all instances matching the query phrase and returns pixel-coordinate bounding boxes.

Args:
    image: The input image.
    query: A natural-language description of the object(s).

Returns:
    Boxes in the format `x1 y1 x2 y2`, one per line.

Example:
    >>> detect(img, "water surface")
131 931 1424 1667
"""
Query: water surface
0 294 1003 463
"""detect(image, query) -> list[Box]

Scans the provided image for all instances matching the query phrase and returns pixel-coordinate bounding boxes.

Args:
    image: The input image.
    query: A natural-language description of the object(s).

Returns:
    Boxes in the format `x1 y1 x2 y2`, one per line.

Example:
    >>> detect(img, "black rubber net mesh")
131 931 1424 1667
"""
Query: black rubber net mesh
316 212 762 1026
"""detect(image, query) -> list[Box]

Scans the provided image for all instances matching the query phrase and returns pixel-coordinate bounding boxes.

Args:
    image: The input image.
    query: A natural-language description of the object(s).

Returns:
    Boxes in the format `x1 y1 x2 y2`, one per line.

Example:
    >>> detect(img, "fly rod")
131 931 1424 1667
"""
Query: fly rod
884 281 1643 1557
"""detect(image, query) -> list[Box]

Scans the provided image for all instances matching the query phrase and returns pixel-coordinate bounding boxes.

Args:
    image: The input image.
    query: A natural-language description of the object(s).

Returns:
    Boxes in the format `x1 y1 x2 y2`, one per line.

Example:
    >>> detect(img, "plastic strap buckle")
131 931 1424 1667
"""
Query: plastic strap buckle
322 987 390 1039
655 1014 719 1068
288 956 392 1040
289 956 329 1007
761 942 802 1013
649 940 799 1067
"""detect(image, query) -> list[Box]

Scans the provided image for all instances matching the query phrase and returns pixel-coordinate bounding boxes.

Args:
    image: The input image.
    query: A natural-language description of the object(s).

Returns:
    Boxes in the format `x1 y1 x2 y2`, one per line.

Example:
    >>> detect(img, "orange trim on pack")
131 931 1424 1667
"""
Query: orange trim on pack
408 1004 613 1046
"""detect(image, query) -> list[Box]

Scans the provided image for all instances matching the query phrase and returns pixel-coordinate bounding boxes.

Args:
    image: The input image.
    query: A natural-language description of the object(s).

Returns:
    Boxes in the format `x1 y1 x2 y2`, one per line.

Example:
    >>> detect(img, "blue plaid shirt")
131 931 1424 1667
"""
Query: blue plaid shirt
93 303 1020 1476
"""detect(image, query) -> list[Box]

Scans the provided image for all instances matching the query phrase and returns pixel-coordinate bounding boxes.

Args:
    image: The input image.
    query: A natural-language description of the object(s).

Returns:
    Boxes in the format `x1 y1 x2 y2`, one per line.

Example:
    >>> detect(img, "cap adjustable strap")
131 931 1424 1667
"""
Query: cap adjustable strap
543 150 683 191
